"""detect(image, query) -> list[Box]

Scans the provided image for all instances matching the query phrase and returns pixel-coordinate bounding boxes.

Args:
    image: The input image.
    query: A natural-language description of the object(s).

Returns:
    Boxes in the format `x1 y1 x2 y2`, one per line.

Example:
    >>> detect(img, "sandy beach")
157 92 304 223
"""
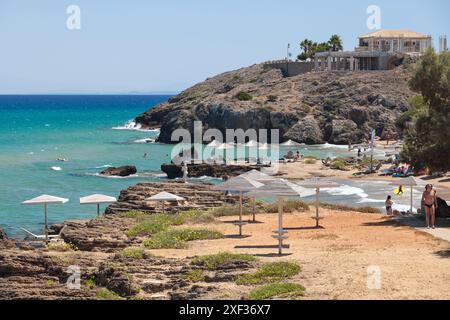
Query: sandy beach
149 209 450 300
276 155 450 198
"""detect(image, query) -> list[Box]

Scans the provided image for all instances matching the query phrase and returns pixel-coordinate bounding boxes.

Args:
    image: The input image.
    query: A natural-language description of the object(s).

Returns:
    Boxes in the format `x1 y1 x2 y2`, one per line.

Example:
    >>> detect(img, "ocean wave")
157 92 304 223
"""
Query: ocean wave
133 138 156 144
94 164 113 169
51 166 62 171
112 120 160 133
322 185 369 199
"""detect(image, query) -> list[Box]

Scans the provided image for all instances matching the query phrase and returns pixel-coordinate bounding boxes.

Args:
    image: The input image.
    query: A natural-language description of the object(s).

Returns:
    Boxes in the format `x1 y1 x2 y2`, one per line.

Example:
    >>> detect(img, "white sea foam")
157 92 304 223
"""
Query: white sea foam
51 166 62 171
133 138 156 144
112 120 160 133
94 164 113 169
322 185 369 199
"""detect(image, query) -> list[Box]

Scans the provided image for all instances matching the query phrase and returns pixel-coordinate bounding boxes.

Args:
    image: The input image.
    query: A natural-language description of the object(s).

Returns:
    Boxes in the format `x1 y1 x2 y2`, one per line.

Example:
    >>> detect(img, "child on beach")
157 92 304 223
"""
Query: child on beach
385 195 394 215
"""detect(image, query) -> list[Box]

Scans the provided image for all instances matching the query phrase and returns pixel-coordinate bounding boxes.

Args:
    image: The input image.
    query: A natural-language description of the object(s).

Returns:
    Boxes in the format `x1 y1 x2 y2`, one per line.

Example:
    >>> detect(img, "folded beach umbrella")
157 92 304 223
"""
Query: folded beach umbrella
146 192 186 214
215 176 264 236
80 194 117 217
22 194 69 242
248 179 301 255
296 178 340 228
389 176 427 213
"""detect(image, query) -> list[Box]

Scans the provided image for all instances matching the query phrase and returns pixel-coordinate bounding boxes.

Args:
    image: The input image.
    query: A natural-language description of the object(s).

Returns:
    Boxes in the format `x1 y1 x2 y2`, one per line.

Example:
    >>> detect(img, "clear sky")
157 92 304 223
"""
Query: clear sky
0 0 449 94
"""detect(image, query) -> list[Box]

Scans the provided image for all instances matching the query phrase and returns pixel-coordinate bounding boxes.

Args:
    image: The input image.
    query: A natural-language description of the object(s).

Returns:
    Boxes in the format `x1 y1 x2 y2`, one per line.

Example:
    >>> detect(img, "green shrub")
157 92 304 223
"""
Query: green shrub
120 247 147 260
236 91 253 101
304 158 317 164
83 277 96 289
119 210 149 220
248 283 305 300
236 262 301 285
191 252 256 270
330 159 348 171
185 269 205 282
46 242 76 252
318 203 381 213
96 288 122 300
263 200 309 214
126 215 175 237
209 205 253 217
179 210 216 224
143 228 224 249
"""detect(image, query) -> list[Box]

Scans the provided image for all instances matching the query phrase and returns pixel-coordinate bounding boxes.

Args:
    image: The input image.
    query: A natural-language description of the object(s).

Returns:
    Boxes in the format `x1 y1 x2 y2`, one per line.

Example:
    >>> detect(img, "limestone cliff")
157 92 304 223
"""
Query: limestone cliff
135 63 414 145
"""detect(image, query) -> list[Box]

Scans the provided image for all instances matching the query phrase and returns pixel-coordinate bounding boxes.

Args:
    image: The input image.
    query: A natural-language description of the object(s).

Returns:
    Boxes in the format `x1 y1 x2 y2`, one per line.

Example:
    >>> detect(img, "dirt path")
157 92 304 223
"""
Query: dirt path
150 210 450 300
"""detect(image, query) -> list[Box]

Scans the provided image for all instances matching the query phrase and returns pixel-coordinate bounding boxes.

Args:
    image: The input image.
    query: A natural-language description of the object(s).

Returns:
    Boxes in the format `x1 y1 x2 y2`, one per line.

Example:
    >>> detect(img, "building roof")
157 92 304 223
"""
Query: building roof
360 29 429 39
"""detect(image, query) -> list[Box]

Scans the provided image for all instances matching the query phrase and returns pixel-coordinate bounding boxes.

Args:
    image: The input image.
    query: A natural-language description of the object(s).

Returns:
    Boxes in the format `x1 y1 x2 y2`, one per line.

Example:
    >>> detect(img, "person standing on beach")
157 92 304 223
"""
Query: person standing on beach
385 195 394 215
422 184 438 229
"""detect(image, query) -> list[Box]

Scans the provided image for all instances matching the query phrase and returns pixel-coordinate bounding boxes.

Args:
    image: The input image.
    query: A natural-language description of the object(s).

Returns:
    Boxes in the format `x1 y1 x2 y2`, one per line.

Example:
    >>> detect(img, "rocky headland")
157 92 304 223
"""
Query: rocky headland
135 63 413 145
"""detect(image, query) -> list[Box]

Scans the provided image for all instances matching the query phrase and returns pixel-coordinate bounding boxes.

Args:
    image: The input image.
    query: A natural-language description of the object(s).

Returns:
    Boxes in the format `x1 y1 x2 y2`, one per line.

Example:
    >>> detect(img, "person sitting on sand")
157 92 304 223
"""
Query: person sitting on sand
422 184 438 229
385 195 394 215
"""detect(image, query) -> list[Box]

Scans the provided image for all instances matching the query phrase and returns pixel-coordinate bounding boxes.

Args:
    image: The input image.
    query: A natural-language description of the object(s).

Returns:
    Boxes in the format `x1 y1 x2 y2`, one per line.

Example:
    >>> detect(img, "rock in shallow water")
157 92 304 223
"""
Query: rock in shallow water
100 165 137 177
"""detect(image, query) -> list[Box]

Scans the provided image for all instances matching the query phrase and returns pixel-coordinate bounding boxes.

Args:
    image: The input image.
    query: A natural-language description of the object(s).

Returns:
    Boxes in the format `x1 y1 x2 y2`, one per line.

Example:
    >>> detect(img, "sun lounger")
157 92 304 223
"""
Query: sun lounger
20 227 62 241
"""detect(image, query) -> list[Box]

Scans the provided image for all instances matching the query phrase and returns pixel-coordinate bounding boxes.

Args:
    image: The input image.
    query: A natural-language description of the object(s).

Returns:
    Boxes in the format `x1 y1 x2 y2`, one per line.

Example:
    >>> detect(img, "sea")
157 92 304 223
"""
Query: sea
0 95 421 238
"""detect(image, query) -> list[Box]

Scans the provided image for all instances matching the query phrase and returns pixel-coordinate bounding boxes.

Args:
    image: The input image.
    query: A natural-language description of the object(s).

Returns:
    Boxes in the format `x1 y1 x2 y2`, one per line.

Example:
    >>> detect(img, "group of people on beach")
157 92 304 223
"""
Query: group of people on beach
385 184 438 229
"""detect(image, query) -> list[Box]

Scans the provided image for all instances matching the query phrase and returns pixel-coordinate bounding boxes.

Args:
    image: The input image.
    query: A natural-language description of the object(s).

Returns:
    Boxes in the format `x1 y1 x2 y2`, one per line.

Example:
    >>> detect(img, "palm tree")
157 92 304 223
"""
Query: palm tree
328 34 343 52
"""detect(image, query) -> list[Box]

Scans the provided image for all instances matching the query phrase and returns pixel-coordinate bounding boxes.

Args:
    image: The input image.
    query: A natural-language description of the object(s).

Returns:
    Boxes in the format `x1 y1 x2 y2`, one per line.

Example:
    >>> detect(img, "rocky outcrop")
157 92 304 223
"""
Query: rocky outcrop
436 198 450 218
106 182 236 216
100 166 137 177
161 163 263 179
135 63 414 145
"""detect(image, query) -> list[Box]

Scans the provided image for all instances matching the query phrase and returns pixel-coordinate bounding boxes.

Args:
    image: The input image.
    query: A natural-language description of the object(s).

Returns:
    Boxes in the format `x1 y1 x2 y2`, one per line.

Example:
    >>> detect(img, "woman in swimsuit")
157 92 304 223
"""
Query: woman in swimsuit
385 195 394 215
422 184 438 229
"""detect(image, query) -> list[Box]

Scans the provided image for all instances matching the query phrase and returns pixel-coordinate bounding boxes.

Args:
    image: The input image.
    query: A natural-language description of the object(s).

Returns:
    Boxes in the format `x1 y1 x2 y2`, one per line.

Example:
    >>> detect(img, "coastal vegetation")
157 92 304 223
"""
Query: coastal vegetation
318 203 382 214
262 200 309 213
95 288 122 300
236 262 301 285
120 247 147 260
248 283 305 300
236 91 253 101
46 241 77 252
401 48 450 172
191 252 256 270
143 228 224 249
185 269 205 282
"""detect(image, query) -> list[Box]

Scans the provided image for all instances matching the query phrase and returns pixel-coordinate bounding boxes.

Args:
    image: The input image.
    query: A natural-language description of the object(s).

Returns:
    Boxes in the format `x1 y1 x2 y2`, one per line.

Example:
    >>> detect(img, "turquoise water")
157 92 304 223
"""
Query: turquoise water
1 95 407 239
0 95 172 237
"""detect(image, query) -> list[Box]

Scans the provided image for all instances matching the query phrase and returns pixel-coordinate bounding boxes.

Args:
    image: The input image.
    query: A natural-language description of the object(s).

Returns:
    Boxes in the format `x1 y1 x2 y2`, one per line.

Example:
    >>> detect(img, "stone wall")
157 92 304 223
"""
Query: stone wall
263 60 314 77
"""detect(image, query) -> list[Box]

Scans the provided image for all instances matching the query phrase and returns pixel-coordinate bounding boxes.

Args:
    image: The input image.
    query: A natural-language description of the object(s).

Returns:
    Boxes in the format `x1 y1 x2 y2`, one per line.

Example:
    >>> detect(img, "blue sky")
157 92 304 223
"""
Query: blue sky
0 0 449 94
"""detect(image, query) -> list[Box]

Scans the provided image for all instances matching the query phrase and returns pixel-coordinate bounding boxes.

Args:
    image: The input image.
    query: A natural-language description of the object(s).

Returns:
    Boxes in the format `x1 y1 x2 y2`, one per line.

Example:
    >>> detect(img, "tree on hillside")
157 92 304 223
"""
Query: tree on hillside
401 48 450 172
328 34 343 52
297 35 343 61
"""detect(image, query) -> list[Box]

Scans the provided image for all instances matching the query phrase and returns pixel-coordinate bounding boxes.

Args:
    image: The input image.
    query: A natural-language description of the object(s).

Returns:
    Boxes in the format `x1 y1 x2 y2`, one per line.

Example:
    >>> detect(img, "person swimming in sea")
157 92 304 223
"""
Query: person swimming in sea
422 184 438 229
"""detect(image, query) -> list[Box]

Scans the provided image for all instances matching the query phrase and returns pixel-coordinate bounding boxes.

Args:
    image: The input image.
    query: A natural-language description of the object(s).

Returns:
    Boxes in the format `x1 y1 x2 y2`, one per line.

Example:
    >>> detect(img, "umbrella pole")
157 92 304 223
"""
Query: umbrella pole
252 196 256 222
239 192 243 236
278 196 283 255
97 203 100 217
315 187 320 228
410 185 413 214
44 204 48 243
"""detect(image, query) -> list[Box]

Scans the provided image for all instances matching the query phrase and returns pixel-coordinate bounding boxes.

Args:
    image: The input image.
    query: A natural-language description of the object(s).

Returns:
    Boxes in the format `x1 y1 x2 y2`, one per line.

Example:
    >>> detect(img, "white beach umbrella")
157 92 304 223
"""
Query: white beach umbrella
80 194 117 217
22 194 69 242
296 178 340 228
239 170 277 222
389 176 427 213
215 176 264 236
146 192 186 214
248 179 301 255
